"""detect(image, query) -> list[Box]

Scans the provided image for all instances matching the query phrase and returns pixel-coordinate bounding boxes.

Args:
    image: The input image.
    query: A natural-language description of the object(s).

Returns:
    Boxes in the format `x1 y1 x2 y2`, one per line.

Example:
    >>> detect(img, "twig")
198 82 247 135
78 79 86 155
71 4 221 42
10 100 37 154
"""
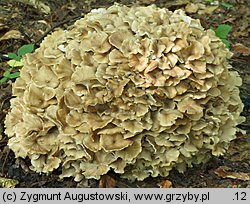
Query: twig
1 147 10 174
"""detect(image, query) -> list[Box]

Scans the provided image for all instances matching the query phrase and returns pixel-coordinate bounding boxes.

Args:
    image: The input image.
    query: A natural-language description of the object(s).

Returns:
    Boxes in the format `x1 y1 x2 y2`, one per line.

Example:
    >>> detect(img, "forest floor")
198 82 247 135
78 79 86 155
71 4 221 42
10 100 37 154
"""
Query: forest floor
0 0 249 188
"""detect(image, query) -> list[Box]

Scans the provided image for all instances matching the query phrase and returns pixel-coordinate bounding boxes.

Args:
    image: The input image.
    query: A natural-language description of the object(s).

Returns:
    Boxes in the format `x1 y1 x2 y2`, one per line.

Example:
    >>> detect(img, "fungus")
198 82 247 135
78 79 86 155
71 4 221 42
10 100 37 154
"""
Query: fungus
4 4 245 181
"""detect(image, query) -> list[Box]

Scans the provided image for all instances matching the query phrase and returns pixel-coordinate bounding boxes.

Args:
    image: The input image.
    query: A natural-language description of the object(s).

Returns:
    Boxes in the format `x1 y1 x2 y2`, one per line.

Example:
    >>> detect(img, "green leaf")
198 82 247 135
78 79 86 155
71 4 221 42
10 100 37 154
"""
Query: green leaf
3 70 11 78
204 0 214 3
0 77 8 84
17 44 34 57
8 53 19 60
221 39 230 48
215 24 232 39
221 2 233 9
7 59 23 67
9 72 20 79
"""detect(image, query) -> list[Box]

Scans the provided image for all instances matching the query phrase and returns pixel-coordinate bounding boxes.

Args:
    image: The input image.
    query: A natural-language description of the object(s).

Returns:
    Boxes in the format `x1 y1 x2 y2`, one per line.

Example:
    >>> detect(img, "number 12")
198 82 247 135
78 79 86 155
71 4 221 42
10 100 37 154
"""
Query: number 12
235 192 247 200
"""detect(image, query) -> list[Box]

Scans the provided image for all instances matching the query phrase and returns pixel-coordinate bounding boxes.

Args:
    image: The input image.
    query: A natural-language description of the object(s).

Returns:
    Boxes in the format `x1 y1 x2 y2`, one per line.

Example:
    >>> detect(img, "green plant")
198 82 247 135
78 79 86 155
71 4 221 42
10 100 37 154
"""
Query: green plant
204 0 233 8
0 44 34 85
204 0 215 3
211 24 232 49
220 2 233 9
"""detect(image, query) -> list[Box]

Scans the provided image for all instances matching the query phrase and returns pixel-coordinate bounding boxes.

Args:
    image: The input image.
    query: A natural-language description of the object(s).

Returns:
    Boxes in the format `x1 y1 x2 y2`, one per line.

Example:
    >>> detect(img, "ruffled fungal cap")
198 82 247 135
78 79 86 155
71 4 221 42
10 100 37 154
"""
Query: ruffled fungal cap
5 4 245 181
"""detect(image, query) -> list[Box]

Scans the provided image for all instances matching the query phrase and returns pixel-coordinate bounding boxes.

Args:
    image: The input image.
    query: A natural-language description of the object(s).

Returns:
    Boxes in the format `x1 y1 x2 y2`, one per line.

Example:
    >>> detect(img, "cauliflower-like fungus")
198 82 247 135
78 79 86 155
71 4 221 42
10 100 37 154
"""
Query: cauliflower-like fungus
5 4 245 181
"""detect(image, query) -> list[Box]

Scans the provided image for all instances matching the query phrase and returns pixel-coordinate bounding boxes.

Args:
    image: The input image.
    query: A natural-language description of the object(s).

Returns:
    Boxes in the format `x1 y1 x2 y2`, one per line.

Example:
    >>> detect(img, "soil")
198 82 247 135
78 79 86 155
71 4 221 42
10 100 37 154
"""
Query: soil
0 0 249 188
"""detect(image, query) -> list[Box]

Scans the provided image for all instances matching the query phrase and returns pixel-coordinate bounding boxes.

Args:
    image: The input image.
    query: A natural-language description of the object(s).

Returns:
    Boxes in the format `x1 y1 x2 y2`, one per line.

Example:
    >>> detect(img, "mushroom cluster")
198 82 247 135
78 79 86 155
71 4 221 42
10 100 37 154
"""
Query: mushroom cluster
4 4 245 181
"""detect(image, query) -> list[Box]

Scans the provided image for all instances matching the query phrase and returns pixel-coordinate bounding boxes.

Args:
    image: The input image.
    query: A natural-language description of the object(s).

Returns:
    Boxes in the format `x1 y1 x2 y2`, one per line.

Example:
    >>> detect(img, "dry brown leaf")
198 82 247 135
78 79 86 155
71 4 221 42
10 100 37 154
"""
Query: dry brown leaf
185 3 218 14
198 6 218 15
99 175 116 188
185 3 200 13
160 180 173 188
214 166 250 181
233 43 250 56
0 30 22 41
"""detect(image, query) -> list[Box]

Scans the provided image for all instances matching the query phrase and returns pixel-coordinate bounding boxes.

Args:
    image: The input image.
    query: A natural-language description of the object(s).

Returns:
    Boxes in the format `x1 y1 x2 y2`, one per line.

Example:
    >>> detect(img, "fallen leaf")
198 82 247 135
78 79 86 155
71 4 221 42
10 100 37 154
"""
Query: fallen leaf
160 180 172 188
185 3 218 14
214 166 250 181
0 30 22 41
233 43 250 56
198 5 218 14
0 177 19 188
99 175 116 188
15 0 51 14
185 3 200 13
